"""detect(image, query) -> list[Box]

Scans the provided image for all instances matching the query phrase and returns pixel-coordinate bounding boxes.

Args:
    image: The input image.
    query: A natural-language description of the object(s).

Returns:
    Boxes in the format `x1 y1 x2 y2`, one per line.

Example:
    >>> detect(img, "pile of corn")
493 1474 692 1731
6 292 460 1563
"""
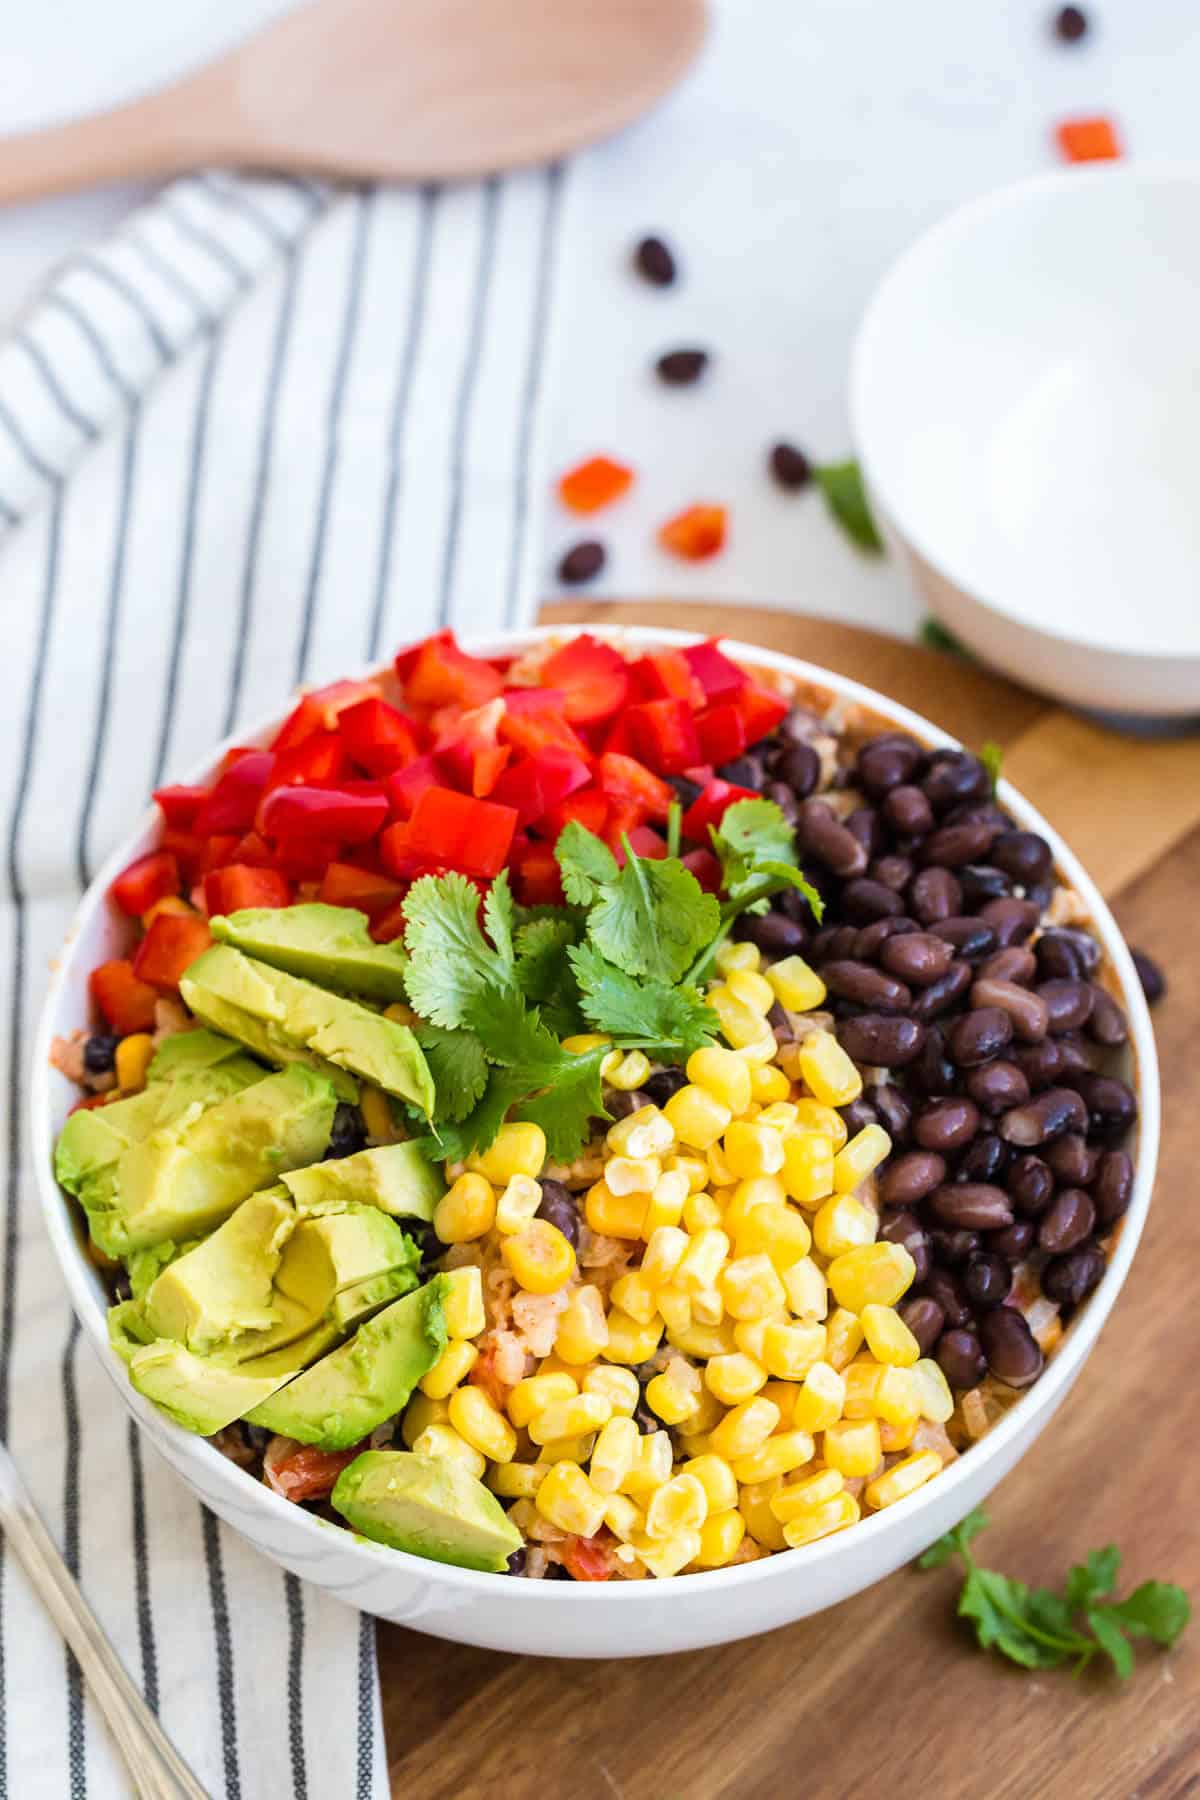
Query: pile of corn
404 945 952 1579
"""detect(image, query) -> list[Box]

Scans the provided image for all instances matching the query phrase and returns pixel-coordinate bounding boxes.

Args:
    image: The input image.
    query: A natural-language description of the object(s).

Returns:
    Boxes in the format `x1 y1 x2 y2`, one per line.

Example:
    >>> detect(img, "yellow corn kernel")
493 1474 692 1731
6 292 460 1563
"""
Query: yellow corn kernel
765 954 827 1012
606 1155 661 1197
641 1226 688 1287
411 1423 487 1480
606 1104 675 1159
418 1338 479 1400
721 1253 788 1322
709 982 769 1049
723 1121 785 1180
790 1362 846 1434
486 1461 546 1500
826 1242 915 1312
581 1364 638 1416
762 1319 827 1381
705 1140 736 1187
755 1100 801 1133
608 1049 651 1091
782 1492 860 1547
695 1279 728 1324
843 1358 883 1420
494 1172 543 1235
656 1285 692 1335
709 1396 780 1461
501 1220 576 1294
682 1453 739 1515
865 1449 943 1511
823 1416 883 1478
880 1416 919 1453
562 1033 612 1056
552 1285 608 1366
770 1468 847 1522
400 1392 448 1448
360 1084 398 1142
860 1303 920 1368
114 1032 154 1093
734 1203 812 1272
536 1433 598 1466
528 1392 612 1447
448 1385 518 1464
731 1314 786 1362
666 1153 709 1195
750 1064 791 1105
734 1023 783 1068
472 1121 547 1184
680 1191 722 1235
714 939 761 977
782 1256 828 1320
620 1430 673 1495
723 1175 787 1234
535 1460 607 1537
705 1352 768 1406
686 1045 753 1116
873 1364 921 1430
727 968 775 1015
694 1509 746 1568
440 1266 486 1340
646 1360 702 1427
666 1317 737 1360
761 1380 797 1428
603 1493 644 1540
433 1172 496 1245
832 1124 892 1196
645 1472 708 1539
914 1357 954 1425
825 1307 865 1371
588 1415 640 1494
731 1429 815 1485
632 1528 703 1579
665 1084 733 1151
781 1133 836 1208
738 1477 788 1551
609 1270 660 1327
643 1173 688 1238
602 1309 664 1366
797 1031 862 1107
813 1194 877 1259
791 1099 848 1147
509 1373 577 1429
676 1227 730 1295
585 1180 648 1241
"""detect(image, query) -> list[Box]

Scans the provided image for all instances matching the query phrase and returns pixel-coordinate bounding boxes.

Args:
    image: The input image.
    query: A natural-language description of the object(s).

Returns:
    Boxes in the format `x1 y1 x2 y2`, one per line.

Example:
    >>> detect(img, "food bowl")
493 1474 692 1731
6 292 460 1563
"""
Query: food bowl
851 163 1200 718
31 626 1159 1657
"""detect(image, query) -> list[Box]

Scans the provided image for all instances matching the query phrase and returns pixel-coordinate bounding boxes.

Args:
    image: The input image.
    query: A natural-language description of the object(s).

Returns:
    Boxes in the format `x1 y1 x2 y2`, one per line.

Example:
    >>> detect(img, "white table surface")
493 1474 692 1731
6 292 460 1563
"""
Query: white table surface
3 0 1199 636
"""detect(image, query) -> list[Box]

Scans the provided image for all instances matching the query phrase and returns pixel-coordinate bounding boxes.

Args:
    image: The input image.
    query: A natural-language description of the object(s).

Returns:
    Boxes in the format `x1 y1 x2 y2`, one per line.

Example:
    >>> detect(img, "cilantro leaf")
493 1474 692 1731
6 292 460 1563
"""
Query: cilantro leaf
815 459 883 554
569 942 717 1055
515 1045 610 1163
919 616 970 658
958 1570 1073 1670
918 1506 990 1569
711 801 824 922
555 822 619 906
482 870 517 971
403 872 516 1028
515 916 583 1038
413 1024 488 1123
1087 1610 1134 1680
1104 1582 1191 1648
1066 1546 1121 1613
588 846 720 984
980 740 1003 797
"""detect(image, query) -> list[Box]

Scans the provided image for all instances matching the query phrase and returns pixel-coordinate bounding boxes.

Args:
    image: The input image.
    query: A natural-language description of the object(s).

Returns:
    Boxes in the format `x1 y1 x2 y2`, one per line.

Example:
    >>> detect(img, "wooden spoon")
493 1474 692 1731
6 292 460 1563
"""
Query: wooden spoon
0 0 707 204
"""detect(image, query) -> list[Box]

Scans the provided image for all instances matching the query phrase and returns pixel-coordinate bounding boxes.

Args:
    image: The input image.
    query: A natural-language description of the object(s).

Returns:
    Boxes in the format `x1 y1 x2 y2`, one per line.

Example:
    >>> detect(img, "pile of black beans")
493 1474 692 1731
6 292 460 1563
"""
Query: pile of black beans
730 718 1138 1399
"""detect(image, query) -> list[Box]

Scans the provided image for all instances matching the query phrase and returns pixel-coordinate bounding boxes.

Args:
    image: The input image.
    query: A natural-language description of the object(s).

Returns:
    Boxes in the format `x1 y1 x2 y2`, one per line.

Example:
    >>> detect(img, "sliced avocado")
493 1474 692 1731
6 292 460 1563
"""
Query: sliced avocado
108 1299 157 1364
128 1340 299 1436
146 1028 263 1084
212 904 408 1002
126 1238 197 1301
246 1274 449 1448
331 1451 521 1572
173 977 360 1103
95 1065 337 1259
182 946 433 1118
273 1205 419 1321
282 1141 443 1223
141 1186 297 1355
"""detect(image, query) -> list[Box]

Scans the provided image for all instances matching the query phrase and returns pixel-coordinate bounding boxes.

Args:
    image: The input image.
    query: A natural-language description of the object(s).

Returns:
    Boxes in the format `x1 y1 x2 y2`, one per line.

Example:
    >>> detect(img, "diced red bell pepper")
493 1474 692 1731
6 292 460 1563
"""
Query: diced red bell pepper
192 752 275 837
385 754 441 820
397 629 503 712
629 650 706 710
90 960 159 1035
264 1444 362 1503
596 752 673 824
623 825 668 860
110 850 179 918
628 698 702 776
559 1532 613 1582
682 778 760 842
695 702 748 766
268 732 348 791
511 840 565 906
217 745 262 775
682 846 723 893
132 912 214 992
491 747 592 829
152 784 210 829
557 455 634 516
381 787 518 882
732 681 790 744
197 834 240 876
599 713 638 757
318 862 404 917
433 698 510 797
368 898 409 945
539 785 609 841
257 783 389 846
226 831 276 868
338 697 422 777
271 680 382 754
203 864 291 916
683 638 748 701
658 503 728 560
538 636 630 725
1056 116 1121 163
498 689 588 758
159 829 207 885
468 1344 513 1409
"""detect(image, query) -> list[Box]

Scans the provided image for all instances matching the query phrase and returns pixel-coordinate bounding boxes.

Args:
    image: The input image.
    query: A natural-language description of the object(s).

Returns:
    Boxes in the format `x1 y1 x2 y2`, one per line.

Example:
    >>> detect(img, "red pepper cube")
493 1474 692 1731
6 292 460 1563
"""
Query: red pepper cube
132 912 214 992
695 702 748 766
657 503 727 561
197 834 241 877
511 841 565 906
559 1533 613 1583
498 689 589 759
491 747 593 829
159 828 206 885
628 698 702 776
1056 116 1121 163
629 650 706 709
226 831 276 868
682 778 760 842
269 838 345 882
267 732 349 791
557 455 634 516
539 635 631 725
539 784 609 842
682 846 723 893
338 697 422 777
193 752 276 837
152 785 210 829
595 752 673 823
89 959 159 1035
257 783 389 847
623 825 668 861
369 898 409 945
386 754 441 820
384 787 518 881
203 864 292 916
683 638 748 701
397 629 503 711
271 679 383 753
318 862 404 917
110 850 180 918
732 682 790 745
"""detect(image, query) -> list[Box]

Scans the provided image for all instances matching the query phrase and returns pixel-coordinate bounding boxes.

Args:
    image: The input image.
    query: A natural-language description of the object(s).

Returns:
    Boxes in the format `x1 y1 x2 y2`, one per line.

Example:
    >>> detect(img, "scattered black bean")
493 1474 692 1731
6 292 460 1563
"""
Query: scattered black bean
873 1083 913 1143
931 918 996 960
879 1149 946 1207
1007 1154 1055 1217
947 1005 1013 1067
1053 5 1089 44
937 1328 987 1388
1037 978 1094 1034
324 1103 367 1159
969 977 1048 1043
837 1013 926 1067
883 784 934 837
921 819 999 868
928 1227 980 1266
1042 1245 1106 1307
734 910 807 957
979 896 1040 946
922 751 990 814
656 348 709 385
929 1182 1013 1231
1086 986 1128 1047
506 1548 528 1576
990 1218 1035 1261
990 830 1052 886
964 1252 1012 1310
880 931 952 987
641 1066 689 1108
823 959 912 1013
717 754 766 791
871 854 916 893
763 780 802 825
979 1308 1044 1388
557 540 606 585
634 234 677 285
1093 1149 1133 1224
605 1088 648 1120
1064 1071 1137 1140
965 1059 1029 1116
769 442 812 491
1038 1188 1095 1254
899 1296 945 1357
1045 1133 1099 1188
840 878 905 924
956 1133 1009 1185
839 1097 880 1135
911 960 974 1021
909 1027 957 1096
910 866 962 924
799 800 869 877
857 735 923 797
879 1209 931 1284
999 1086 1088 1147
854 916 916 962
536 1179 580 1248
83 1033 119 1075
924 1268 972 1330
1130 947 1165 1005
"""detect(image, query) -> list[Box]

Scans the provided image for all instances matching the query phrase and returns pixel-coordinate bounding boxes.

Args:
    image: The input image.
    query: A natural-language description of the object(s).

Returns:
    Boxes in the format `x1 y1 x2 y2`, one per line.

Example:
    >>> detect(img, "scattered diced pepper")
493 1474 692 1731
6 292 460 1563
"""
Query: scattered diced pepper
152 785 209 829
695 702 748 766
628 698 702 776
192 752 275 837
265 1444 363 1503
539 635 630 725
271 680 382 753
257 783 389 847
510 840 565 906
558 455 634 516
385 753 441 820
268 732 349 790
683 638 748 701
596 752 673 823
397 629 503 711
657 504 727 560
1056 116 1121 162
317 862 404 916
89 960 159 1035
682 778 760 841
491 747 593 829
338 697 422 777
203 864 291 916
381 787 518 881
110 851 179 918
731 681 790 742
630 650 706 709
132 912 214 992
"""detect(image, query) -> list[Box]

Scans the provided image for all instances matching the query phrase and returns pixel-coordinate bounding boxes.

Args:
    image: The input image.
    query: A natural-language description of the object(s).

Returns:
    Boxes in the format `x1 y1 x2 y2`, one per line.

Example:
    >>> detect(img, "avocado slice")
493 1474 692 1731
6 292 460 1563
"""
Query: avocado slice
211 904 408 1002
140 1186 297 1354
281 1140 444 1223
95 1064 337 1259
181 946 433 1118
246 1274 449 1448
172 957 360 1103
126 1237 199 1301
128 1340 302 1436
146 1028 264 1084
331 1451 521 1572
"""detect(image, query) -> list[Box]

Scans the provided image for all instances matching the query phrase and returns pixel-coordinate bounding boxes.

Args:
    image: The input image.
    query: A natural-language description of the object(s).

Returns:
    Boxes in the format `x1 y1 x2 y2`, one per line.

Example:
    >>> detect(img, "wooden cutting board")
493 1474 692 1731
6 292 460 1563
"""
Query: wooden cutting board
380 604 1200 1800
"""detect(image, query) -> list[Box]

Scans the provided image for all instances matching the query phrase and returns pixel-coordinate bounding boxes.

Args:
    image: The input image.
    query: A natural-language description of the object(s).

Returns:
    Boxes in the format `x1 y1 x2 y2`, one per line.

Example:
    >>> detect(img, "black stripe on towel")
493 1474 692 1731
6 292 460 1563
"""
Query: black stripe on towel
41 293 138 405
506 162 566 625
355 1612 376 1800
14 333 100 442
73 257 173 362
285 1574 308 1800
61 1318 86 1799
202 1509 241 1800
437 178 501 627
0 394 56 484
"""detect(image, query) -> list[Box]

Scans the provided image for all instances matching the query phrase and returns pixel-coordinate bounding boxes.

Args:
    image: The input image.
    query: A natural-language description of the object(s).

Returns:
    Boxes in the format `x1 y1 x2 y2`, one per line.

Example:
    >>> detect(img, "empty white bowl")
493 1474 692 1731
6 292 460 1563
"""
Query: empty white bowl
30 627 1159 1657
852 164 1200 717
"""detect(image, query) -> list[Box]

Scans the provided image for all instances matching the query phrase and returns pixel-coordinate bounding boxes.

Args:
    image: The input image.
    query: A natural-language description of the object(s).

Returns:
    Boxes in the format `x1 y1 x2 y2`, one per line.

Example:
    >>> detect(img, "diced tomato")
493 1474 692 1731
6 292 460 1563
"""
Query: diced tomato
498 689 588 758
257 783 389 847
318 862 404 917
657 503 728 560
110 850 179 918
538 636 630 725
683 638 748 701
732 681 789 744
1056 116 1121 162
90 960 159 1035
559 1532 613 1582
203 864 291 916
628 698 702 776
491 748 592 829
539 785 608 841
152 784 210 829
268 732 348 790
158 829 206 884
385 753 441 820
695 702 747 766
271 680 382 754
381 787 518 882
397 629 503 712
557 455 634 515
192 751 275 837
682 778 760 841
132 912 213 992
264 1444 362 1504
596 752 673 823
368 898 409 945
338 697 422 777
629 650 705 710
682 846 723 892
511 840 565 906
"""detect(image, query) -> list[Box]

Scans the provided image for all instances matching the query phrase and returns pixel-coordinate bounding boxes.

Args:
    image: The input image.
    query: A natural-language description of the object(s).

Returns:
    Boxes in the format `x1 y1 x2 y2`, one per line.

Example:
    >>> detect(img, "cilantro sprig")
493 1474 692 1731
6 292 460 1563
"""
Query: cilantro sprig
919 1509 1190 1679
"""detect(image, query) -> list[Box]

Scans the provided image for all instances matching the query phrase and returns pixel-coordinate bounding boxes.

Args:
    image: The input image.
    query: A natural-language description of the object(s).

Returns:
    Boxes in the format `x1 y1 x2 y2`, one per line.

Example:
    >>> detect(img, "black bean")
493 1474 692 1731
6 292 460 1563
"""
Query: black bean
823 959 912 1013
1045 1133 1099 1187
970 977 1049 1043
799 800 869 877
839 1097 879 1135
1130 947 1165 1005
811 925 859 962
641 1067 689 1107
775 743 820 799
956 1133 1009 1185
606 1088 649 1120
856 734 923 797
112 1270 133 1303
1013 1037 1066 1091
837 1014 926 1068
977 945 1037 986
879 1149 946 1207
960 865 1012 907
768 999 796 1044
979 897 1040 946
879 1210 931 1284
990 830 1053 887
880 931 952 987
947 1006 1013 1067
1054 1033 1095 1079
979 1308 1044 1388
923 1268 972 1330
1007 1153 1055 1217
505 1547 528 1576
1035 932 1085 980
999 1086 1088 1147
769 442 812 490
921 819 999 868
717 755 766 791
909 866 962 925
899 1297 945 1357
1086 986 1128 1047
965 1252 1012 1310
871 854 915 893
854 916 917 963
909 1028 957 1096
634 234 677 285
1063 1071 1137 1140
656 347 709 385
874 1083 913 1143
841 878 905 924
324 1103 367 1159
1042 1245 1106 1307
634 1401 660 1435
83 1033 119 1075
536 1179 580 1247
929 1227 980 1266
922 751 991 815
991 1218 1035 1261
734 910 807 956
911 960 974 1021
931 917 996 960
1093 1150 1133 1225
1038 1188 1095 1254
1037 979 1094 1033
763 780 802 825
937 1328 987 1388
1054 5 1089 44
930 1183 1013 1230
1049 927 1102 976
557 539 606 584
966 1060 1030 1116
883 784 934 837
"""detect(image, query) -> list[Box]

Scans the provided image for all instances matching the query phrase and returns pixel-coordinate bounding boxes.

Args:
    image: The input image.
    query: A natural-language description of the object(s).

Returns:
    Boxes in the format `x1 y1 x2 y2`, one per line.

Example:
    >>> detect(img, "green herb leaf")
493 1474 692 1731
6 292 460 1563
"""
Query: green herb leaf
514 1045 610 1164
980 740 1003 797
918 1506 990 1569
958 1570 1073 1669
413 1024 488 1123
1087 1610 1134 1680
667 800 682 860
403 872 516 1029
815 459 883 554
1066 1546 1121 1613
569 942 718 1055
514 916 583 1037
919 617 971 658
710 800 824 921
588 844 720 984
1103 1581 1192 1648
555 821 619 906
482 870 516 970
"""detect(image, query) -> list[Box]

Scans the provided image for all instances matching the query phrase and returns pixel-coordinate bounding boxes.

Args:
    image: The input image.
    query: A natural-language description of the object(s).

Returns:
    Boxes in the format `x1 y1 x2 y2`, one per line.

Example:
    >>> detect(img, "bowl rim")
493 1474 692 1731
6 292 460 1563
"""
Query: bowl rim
30 622 1161 1603
849 158 1200 665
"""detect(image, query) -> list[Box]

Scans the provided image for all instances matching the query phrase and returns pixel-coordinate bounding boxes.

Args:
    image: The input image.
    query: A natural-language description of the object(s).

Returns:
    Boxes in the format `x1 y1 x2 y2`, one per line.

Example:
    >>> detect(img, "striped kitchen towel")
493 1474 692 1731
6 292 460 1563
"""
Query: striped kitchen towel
0 161 567 1798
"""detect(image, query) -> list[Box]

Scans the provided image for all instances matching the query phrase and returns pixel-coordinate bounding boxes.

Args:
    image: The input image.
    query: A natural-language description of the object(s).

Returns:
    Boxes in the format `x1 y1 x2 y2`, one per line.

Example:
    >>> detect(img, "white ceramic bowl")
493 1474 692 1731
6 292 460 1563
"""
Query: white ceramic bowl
31 627 1159 1657
851 163 1200 717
